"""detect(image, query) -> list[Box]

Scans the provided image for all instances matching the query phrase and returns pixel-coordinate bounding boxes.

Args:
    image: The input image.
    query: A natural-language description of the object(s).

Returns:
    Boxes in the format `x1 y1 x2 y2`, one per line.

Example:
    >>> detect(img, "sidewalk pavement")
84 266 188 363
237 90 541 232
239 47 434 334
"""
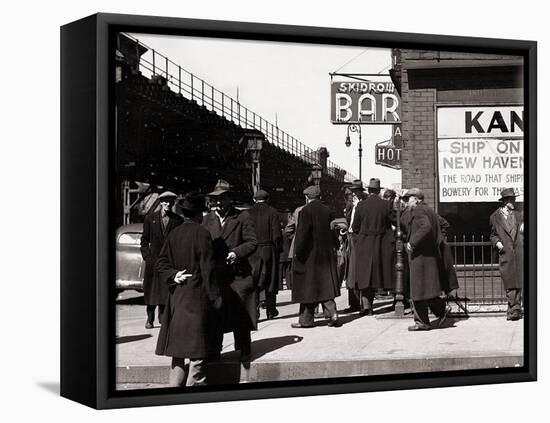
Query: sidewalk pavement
116 289 523 390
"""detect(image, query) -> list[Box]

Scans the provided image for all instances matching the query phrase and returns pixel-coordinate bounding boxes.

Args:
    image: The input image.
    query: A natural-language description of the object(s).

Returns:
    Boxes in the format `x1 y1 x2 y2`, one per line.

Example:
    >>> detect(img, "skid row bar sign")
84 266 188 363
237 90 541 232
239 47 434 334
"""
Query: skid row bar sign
437 106 524 203
375 124 403 169
331 80 401 124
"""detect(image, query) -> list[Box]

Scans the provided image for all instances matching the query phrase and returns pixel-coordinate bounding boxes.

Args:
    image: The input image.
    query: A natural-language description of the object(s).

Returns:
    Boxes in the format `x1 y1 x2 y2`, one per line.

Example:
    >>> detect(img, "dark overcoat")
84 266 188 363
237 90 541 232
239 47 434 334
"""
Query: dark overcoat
489 209 523 290
140 210 182 305
407 204 445 301
248 202 282 295
202 207 258 331
292 200 340 303
155 221 222 359
352 194 393 290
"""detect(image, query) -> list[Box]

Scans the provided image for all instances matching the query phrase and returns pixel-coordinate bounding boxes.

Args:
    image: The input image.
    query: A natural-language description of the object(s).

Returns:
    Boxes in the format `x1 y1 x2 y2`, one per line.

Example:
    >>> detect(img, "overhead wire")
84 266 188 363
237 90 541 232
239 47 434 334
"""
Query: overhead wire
332 49 369 74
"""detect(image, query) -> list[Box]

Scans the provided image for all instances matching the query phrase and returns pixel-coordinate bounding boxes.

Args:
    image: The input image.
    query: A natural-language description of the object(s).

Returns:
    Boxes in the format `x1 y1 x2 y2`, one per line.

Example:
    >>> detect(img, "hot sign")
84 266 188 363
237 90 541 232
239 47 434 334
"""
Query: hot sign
375 125 403 170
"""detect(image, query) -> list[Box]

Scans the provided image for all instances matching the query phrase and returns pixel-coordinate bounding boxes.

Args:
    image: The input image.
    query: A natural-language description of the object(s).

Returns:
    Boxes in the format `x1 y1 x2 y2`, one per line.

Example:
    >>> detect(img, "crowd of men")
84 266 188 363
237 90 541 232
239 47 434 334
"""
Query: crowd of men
138 178 524 387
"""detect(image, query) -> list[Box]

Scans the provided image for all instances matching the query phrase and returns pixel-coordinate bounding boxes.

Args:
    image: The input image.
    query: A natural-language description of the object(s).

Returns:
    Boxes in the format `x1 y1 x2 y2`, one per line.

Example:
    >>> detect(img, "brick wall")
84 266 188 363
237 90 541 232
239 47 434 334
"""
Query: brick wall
400 67 437 208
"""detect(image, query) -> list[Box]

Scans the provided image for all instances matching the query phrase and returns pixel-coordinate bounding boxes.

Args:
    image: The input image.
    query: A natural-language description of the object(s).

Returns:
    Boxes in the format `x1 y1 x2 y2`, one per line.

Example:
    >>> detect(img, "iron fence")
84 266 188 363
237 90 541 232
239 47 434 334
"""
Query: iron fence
446 235 507 312
120 33 356 183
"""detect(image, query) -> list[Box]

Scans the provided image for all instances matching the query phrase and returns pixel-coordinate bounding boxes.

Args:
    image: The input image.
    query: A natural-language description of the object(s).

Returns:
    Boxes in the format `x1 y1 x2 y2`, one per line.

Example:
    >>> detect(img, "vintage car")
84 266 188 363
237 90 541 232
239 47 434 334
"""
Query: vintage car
115 223 145 292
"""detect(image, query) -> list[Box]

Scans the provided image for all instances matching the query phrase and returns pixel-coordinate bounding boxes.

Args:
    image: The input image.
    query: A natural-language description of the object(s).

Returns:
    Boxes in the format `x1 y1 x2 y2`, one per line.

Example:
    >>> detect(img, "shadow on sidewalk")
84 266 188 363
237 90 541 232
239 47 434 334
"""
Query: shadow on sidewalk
209 335 303 384
116 334 152 344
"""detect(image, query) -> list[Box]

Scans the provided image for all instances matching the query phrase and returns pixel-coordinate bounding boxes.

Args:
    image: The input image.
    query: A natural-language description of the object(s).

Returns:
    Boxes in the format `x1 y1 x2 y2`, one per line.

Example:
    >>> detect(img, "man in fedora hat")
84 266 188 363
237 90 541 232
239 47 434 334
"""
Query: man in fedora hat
291 185 341 328
155 193 222 386
490 188 524 321
140 191 183 329
352 178 393 315
248 189 282 320
405 188 451 331
202 179 258 362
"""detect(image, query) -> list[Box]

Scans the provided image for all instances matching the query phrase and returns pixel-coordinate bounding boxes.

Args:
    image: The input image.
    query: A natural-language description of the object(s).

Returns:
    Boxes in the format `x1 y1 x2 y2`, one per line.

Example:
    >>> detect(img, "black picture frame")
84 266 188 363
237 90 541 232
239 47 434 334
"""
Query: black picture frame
60 12 537 409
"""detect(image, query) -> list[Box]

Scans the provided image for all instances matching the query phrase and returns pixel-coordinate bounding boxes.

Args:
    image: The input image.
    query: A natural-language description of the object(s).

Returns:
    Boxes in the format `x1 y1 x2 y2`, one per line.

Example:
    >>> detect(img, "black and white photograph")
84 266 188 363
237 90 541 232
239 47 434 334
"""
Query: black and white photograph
5 0 548 418
113 30 528 390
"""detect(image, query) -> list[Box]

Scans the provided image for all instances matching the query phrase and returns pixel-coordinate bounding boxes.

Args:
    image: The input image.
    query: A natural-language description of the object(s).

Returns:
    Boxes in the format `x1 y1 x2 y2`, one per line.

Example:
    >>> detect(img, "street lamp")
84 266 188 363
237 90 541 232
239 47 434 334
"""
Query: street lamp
310 163 323 186
393 194 405 317
244 130 264 195
345 124 363 180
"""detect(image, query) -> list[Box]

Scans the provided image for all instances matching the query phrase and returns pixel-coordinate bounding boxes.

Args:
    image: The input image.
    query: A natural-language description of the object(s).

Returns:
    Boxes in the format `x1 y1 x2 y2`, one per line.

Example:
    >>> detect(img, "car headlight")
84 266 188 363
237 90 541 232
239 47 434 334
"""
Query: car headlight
118 233 141 245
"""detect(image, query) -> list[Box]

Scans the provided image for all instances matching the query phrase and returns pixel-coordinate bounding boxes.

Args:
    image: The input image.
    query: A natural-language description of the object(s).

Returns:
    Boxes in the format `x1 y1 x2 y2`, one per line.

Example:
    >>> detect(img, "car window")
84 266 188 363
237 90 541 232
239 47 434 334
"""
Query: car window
118 232 142 245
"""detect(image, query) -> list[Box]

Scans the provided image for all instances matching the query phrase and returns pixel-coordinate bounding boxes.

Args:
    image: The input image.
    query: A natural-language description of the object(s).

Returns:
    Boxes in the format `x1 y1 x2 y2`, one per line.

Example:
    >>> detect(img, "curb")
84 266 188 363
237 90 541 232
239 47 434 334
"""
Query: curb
116 354 523 385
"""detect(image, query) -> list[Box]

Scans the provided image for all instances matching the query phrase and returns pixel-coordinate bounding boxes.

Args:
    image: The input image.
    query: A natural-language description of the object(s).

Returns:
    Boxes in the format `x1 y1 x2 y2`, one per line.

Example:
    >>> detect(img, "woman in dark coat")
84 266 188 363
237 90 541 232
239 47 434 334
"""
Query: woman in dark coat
140 192 182 328
155 194 222 386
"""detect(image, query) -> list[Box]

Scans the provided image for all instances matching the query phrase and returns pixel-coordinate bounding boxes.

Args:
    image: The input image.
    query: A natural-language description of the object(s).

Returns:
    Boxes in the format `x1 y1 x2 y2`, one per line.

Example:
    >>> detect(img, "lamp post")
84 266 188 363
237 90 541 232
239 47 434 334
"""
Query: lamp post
311 163 323 186
244 131 264 195
393 194 405 316
345 124 363 180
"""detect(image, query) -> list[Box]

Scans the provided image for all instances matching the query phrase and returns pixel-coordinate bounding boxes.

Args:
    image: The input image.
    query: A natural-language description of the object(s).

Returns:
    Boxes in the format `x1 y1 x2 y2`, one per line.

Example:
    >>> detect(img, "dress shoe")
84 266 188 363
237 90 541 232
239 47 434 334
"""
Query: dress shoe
507 314 521 321
342 306 360 313
145 321 154 329
408 323 432 331
267 309 279 320
291 322 315 329
360 309 374 316
328 317 342 327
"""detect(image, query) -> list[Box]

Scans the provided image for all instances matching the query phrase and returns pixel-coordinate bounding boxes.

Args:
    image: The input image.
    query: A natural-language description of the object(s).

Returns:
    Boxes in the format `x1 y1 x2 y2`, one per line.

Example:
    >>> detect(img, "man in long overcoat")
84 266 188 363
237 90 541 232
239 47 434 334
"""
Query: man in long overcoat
405 188 450 331
140 191 182 329
248 189 282 320
490 187 524 320
202 180 257 361
155 194 222 386
351 178 393 315
291 185 341 328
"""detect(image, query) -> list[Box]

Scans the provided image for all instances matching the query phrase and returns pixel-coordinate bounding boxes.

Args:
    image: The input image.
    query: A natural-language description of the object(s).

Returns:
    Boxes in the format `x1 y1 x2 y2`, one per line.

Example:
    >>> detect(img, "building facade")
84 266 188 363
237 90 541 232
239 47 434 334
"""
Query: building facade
391 49 524 237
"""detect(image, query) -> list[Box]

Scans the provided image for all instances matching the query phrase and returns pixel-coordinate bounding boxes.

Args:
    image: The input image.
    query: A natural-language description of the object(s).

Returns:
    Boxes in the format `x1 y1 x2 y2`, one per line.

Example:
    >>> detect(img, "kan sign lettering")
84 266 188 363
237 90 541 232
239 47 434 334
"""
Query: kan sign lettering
331 80 401 124
437 106 524 202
